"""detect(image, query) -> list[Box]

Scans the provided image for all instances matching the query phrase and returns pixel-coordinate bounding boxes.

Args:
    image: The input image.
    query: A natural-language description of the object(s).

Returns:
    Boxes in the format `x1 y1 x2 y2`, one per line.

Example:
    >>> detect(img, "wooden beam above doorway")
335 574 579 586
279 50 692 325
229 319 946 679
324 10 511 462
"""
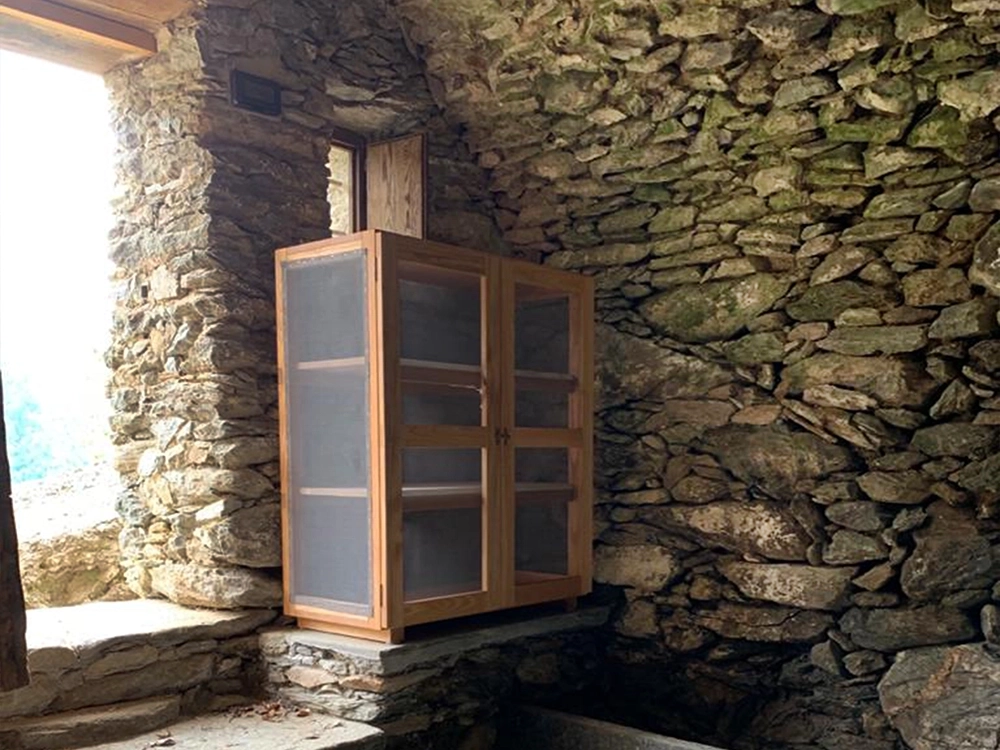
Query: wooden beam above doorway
0 0 191 73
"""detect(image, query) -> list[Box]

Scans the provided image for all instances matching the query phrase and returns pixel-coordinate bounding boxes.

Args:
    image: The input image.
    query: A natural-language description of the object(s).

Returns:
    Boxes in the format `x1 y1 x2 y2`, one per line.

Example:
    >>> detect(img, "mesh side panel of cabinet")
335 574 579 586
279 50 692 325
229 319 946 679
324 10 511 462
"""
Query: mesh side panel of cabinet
282 250 372 615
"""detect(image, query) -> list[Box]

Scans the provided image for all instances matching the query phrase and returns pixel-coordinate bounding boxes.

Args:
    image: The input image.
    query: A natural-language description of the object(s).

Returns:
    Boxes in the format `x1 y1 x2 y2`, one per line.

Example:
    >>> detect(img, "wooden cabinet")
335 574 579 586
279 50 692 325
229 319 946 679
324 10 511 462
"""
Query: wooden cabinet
275 230 593 642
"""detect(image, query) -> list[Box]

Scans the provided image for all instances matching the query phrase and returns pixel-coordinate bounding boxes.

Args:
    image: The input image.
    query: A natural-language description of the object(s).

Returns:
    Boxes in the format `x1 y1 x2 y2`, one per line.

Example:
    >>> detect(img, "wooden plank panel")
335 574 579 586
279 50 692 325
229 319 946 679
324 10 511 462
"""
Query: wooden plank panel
0 0 156 58
403 591 490 626
400 424 488 447
382 232 488 276
366 135 426 239
0 373 29 692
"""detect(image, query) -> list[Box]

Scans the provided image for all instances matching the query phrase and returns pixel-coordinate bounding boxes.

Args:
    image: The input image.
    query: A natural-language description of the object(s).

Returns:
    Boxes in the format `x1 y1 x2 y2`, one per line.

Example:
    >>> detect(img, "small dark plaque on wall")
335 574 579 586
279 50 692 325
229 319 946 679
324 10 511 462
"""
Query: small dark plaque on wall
230 70 282 116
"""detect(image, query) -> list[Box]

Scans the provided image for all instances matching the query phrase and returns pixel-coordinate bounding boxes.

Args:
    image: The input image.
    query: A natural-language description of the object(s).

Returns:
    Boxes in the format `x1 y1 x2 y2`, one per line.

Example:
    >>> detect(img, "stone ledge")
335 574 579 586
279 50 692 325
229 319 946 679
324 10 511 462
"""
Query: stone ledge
3 600 277 723
261 605 609 675
27 599 276 669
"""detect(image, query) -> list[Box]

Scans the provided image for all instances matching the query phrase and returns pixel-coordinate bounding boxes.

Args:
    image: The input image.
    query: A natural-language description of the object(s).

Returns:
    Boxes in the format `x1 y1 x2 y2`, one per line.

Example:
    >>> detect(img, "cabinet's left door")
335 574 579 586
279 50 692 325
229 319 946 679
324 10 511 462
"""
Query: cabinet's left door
276 234 384 635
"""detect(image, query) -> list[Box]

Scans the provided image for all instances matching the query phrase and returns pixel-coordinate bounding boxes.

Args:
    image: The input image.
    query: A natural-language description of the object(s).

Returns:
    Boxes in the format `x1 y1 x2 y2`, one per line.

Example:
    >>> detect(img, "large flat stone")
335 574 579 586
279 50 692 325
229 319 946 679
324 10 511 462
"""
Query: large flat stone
639 274 790 343
840 606 977 652
717 562 856 611
698 425 855 501
879 644 1000 750
25 600 276 668
5 695 180 750
651 501 811 561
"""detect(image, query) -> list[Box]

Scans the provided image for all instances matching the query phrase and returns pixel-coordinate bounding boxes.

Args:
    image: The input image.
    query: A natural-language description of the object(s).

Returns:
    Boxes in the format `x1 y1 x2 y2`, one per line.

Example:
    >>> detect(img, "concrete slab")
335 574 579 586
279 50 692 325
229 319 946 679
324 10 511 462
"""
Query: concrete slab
94 711 385 750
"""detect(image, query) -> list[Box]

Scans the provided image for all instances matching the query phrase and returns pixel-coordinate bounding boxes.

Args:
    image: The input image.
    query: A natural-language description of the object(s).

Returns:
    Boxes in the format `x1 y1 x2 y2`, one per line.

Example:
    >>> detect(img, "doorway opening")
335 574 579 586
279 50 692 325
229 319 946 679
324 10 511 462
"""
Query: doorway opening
0 49 125 608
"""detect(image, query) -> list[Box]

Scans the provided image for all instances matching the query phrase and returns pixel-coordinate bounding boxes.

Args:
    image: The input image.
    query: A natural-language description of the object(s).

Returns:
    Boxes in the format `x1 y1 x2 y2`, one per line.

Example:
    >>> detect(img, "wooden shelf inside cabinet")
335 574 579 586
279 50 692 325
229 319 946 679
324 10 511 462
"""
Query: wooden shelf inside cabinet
300 483 575 510
277 229 593 643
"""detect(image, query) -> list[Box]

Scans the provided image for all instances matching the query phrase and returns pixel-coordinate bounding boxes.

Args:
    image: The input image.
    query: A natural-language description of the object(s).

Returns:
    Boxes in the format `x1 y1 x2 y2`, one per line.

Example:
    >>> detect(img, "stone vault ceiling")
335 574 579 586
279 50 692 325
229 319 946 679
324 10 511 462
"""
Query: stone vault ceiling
390 0 999 265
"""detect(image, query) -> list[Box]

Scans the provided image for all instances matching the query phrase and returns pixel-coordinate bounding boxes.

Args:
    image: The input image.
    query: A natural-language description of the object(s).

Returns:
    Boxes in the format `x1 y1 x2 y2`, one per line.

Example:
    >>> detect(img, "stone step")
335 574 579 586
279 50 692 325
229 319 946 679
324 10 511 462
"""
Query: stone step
3 695 181 749
96 710 386 750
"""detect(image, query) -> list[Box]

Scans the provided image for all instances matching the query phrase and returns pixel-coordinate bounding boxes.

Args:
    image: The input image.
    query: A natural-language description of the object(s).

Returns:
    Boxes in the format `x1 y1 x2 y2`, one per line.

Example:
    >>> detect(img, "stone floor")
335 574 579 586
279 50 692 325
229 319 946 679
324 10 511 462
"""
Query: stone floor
95 710 385 750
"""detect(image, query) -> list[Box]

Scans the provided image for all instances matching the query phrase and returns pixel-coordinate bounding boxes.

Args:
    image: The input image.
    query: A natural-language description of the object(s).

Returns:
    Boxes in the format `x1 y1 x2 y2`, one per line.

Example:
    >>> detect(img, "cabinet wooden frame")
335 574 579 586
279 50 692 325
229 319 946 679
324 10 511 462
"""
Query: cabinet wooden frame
276 230 593 643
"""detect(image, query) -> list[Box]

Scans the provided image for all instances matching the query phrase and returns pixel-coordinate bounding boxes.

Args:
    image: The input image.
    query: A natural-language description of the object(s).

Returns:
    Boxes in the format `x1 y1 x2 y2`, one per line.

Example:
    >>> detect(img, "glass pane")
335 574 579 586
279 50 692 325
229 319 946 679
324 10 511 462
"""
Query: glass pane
400 263 481 365
327 144 355 236
282 250 371 615
403 448 483 601
515 448 570 579
514 284 574 428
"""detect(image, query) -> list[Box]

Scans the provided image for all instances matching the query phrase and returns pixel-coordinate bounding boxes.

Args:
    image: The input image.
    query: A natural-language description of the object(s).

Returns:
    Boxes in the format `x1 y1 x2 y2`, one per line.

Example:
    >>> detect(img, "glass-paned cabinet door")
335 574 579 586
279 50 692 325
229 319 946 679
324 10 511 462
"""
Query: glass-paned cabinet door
508 266 592 597
398 261 484 426
386 241 495 617
280 248 373 618
402 447 484 601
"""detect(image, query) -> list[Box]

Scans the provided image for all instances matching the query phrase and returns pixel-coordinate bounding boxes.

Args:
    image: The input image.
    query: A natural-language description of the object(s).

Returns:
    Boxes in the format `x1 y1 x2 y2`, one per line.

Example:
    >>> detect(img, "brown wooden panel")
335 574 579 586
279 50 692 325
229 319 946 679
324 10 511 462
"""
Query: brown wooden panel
0 372 29 692
0 0 157 73
366 135 426 239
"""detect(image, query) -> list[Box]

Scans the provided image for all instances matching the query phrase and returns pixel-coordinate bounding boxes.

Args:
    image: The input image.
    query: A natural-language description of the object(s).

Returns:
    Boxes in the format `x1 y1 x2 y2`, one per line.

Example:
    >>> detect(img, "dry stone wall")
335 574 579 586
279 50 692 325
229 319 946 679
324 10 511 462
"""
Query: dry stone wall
390 1 1000 748
104 0 503 610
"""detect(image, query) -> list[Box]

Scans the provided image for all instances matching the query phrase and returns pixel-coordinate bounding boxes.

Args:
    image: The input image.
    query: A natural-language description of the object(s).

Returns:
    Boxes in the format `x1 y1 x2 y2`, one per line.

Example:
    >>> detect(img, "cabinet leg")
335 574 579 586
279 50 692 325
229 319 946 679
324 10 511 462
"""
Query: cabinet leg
563 597 578 613
387 627 405 644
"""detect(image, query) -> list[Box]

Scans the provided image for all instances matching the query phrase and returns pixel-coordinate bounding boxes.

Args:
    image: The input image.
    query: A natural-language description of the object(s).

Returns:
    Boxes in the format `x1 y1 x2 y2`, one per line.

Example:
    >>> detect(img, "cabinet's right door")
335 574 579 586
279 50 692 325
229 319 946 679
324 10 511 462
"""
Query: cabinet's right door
501 260 593 607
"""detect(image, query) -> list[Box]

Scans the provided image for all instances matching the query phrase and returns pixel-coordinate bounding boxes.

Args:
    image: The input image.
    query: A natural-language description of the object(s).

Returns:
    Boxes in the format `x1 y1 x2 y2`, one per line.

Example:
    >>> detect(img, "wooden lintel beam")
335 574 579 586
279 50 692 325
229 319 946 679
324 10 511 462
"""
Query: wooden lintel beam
0 0 156 57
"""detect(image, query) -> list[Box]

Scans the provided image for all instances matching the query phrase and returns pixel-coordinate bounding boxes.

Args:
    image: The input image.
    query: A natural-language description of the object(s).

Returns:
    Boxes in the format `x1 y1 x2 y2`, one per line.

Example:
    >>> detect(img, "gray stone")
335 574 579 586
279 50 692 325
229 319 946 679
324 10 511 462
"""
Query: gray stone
824 530 889 565
150 563 281 609
718 561 856 611
938 72 1000 121
670 476 728 505
970 221 1000 296
844 650 887 676
879 644 1000 750
817 325 927 356
595 325 731 408
746 10 828 49
652 501 811 562
774 76 837 108
970 178 1000 212
841 606 978 652
5 696 182 750
781 354 938 408
951 452 1000 494
929 380 976 419
699 425 855 501
723 332 785 364
971 339 1000 373
803 384 877 410
825 502 885 532
787 281 898 322
929 297 1000 339
901 503 996 602
857 471 932 504
983 605 1000 645
639 275 790 343
902 268 972 307
593 544 681 592
810 246 873 285
193 503 281 568
696 603 831 643
911 423 998 459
